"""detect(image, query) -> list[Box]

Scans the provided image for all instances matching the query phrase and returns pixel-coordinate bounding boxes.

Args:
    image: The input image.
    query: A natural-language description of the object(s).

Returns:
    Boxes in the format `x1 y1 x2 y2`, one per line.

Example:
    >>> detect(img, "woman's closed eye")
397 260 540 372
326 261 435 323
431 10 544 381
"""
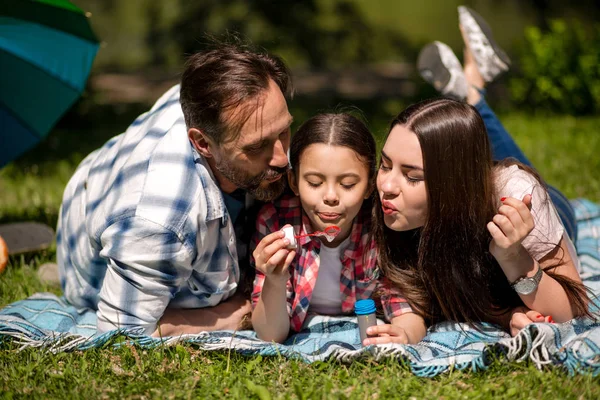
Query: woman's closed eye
405 174 423 185
379 162 391 172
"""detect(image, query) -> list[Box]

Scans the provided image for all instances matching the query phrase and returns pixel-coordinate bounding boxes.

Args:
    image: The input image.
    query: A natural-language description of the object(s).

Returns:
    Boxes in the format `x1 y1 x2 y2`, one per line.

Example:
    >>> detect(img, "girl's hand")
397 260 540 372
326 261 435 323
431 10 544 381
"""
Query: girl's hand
362 324 409 345
252 224 296 285
509 306 551 336
487 194 534 265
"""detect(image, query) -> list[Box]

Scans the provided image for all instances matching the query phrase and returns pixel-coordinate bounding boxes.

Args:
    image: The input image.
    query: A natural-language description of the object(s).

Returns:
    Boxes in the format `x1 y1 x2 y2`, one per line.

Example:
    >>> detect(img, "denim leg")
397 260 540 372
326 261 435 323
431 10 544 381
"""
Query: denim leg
475 97 532 166
475 97 577 241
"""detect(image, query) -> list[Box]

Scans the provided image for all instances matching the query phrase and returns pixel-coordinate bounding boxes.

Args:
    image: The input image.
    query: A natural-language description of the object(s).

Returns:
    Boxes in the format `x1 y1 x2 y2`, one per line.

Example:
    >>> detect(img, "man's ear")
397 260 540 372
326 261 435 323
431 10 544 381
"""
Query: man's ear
188 128 213 158
287 169 300 196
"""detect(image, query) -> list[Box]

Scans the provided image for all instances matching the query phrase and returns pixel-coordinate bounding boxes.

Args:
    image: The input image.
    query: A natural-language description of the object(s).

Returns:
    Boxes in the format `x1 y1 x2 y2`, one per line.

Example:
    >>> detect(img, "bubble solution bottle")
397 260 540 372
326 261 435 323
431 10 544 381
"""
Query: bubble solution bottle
355 299 377 345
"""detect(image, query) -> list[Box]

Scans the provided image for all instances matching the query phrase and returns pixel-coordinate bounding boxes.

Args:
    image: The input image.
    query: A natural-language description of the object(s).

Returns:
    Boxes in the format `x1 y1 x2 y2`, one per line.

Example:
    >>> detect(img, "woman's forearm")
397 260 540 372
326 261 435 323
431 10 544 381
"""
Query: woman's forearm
391 313 427 344
252 278 291 342
498 248 575 322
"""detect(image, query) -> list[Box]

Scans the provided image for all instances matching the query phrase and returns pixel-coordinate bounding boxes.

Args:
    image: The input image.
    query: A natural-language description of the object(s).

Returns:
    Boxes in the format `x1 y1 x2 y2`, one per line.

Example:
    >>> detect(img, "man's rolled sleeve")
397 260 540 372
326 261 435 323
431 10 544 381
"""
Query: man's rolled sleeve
97 216 194 334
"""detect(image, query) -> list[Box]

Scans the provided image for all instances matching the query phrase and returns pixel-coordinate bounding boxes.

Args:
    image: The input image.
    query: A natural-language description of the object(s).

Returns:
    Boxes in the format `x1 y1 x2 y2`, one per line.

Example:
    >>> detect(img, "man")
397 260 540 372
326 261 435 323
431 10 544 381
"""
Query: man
56 42 294 336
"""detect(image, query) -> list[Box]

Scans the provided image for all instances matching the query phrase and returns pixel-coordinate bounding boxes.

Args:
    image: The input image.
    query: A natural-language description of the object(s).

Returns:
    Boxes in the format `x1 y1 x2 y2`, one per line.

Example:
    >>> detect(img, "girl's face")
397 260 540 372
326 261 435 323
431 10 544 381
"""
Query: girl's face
289 143 372 247
377 125 428 231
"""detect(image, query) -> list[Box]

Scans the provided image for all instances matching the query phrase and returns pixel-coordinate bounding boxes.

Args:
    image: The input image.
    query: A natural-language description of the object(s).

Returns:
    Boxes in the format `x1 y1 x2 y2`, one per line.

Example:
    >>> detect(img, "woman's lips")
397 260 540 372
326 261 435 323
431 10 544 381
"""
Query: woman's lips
381 200 398 215
318 212 341 221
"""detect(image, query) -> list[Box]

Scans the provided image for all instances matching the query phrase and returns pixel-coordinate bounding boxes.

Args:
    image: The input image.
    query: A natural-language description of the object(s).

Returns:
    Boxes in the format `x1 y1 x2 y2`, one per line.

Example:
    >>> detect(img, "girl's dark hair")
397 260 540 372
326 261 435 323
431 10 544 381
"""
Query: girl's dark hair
290 113 377 183
373 98 590 326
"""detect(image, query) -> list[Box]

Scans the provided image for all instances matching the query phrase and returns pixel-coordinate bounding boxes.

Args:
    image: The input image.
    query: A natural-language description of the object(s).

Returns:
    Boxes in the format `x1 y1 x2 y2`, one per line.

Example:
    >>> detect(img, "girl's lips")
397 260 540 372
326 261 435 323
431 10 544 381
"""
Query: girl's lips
381 200 398 215
318 212 341 221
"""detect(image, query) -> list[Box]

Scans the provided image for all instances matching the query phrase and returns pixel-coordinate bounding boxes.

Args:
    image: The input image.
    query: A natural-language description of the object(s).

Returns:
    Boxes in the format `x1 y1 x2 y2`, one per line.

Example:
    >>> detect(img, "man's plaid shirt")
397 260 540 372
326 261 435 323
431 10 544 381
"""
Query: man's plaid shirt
57 85 245 335
251 195 412 332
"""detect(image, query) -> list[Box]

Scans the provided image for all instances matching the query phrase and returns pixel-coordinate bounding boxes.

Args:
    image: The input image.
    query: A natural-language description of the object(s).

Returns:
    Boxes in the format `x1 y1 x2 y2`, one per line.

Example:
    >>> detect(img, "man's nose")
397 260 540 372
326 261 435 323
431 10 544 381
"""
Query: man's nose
269 139 289 168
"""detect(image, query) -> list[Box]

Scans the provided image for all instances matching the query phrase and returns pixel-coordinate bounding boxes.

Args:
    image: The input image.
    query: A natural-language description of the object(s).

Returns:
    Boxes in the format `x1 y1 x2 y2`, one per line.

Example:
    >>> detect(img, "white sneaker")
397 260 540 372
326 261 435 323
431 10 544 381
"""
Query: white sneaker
458 6 511 82
417 41 468 100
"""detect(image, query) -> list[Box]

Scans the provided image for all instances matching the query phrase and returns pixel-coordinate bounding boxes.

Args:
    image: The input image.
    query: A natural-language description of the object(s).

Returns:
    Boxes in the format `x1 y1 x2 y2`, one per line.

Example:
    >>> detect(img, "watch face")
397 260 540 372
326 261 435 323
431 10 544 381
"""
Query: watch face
515 278 536 295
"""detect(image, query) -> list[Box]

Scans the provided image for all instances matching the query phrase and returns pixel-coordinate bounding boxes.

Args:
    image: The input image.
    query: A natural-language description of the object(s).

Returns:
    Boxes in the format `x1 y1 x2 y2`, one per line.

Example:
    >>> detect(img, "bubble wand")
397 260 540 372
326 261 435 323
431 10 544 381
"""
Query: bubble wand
281 225 341 249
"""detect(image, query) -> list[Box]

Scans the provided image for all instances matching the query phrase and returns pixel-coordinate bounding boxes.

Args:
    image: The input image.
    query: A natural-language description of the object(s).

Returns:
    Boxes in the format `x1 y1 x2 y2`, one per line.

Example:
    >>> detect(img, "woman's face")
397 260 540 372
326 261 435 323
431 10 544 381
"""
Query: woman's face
376 125 428 231
289 143 371 247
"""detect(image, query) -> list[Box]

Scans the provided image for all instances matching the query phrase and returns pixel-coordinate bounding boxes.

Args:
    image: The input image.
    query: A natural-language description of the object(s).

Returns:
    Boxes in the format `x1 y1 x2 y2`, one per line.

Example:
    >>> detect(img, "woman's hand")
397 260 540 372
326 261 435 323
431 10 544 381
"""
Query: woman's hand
508 306 553 336
252 224 296 285
362 324 409 346
487 194 534 265
361 313 427 345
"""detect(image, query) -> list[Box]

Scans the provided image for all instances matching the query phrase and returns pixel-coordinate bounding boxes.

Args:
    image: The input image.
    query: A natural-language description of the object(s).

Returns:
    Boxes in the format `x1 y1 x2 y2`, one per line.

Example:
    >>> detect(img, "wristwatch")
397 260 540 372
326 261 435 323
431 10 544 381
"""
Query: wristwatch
510 264 543 295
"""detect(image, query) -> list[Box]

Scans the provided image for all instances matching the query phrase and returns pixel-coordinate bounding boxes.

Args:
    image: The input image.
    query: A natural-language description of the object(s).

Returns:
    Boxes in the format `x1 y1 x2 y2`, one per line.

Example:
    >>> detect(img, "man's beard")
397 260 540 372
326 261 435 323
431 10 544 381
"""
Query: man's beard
214 158 288 201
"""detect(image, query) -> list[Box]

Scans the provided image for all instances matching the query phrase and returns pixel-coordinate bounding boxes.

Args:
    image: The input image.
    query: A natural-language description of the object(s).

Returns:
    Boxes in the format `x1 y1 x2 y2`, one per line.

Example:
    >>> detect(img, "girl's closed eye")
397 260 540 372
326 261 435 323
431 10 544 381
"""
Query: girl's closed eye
306 180 322 188
341 181 358 190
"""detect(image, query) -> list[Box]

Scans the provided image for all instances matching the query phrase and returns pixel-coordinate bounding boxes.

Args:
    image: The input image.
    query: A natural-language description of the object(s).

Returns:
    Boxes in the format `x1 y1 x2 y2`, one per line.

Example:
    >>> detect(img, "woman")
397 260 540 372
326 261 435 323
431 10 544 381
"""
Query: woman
362 7 590 345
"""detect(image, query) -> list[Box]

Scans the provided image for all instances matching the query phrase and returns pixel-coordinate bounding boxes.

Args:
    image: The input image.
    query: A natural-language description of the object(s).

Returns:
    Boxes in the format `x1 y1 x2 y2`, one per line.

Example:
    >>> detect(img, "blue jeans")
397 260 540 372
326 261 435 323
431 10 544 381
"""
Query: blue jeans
476 98 577 241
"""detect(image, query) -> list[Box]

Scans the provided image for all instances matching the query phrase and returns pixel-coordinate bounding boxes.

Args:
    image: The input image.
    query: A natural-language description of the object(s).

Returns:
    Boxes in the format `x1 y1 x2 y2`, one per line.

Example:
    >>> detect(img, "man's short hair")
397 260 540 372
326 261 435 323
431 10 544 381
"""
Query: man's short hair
180 41 293 144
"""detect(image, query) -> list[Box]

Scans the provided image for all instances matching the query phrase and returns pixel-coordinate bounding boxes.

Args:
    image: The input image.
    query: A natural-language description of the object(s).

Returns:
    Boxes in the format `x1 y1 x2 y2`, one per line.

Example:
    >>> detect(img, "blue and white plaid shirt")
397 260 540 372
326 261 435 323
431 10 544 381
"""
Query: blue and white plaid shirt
57 85 245 335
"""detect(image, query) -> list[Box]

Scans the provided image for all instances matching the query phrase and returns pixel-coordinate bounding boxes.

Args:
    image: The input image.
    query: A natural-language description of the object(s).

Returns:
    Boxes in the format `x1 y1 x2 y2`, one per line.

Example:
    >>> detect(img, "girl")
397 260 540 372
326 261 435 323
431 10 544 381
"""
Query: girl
364 8 590 345
251 114 421 343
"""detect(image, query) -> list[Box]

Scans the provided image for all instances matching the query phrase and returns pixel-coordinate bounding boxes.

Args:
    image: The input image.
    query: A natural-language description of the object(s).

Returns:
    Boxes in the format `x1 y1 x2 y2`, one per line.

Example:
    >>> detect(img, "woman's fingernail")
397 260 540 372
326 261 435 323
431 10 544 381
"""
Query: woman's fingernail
536 314 543 319
548 316 555 323
500 197 507 202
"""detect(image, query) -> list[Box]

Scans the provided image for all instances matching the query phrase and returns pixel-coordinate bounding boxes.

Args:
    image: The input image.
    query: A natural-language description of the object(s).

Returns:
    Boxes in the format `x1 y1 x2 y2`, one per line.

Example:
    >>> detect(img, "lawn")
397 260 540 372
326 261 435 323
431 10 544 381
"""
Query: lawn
1 111 600 399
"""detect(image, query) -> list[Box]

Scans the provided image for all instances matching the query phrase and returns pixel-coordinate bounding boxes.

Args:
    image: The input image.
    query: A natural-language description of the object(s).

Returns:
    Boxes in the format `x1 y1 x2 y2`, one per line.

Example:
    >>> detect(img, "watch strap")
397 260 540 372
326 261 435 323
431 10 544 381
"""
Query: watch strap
510 263 542 290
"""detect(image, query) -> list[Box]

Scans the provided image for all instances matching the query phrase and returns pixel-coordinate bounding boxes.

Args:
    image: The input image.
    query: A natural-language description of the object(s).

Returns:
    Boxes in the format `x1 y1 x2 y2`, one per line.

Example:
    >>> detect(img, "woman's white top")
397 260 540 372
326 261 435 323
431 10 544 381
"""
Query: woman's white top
495 165 580 272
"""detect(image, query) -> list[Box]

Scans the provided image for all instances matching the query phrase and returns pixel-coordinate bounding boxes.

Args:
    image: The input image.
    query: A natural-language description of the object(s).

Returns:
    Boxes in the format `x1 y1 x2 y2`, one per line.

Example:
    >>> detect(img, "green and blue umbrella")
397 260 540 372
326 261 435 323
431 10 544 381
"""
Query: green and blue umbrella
0 0 99 167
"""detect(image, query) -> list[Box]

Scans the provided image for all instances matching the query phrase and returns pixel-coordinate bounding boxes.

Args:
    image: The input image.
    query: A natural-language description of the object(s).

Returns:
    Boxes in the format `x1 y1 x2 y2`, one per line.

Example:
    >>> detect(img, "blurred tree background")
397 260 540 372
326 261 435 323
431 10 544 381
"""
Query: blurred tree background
63 0 600 108
78 0 598 71
8 0 600 171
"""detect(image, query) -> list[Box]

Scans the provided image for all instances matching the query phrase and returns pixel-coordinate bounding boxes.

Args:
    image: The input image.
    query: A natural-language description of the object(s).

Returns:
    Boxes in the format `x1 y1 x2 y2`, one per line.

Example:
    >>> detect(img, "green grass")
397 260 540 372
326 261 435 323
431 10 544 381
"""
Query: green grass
2 347 599 399
1 112 600 398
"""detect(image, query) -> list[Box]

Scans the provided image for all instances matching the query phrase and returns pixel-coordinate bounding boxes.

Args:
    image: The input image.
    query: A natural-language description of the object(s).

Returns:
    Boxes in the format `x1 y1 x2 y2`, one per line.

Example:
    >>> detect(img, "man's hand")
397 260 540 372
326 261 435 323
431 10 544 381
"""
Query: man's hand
152 292 251 337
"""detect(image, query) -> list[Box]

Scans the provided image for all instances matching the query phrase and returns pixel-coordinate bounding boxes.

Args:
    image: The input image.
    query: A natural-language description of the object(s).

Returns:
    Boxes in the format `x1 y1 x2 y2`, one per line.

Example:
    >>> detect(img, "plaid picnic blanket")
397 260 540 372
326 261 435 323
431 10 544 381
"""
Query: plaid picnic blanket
1 199 600 377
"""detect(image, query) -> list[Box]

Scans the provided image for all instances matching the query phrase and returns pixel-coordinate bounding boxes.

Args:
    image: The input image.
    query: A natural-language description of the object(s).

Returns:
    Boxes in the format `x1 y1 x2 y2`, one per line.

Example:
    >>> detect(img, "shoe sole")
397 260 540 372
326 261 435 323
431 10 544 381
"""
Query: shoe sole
417 43 451 92
417 42 467 100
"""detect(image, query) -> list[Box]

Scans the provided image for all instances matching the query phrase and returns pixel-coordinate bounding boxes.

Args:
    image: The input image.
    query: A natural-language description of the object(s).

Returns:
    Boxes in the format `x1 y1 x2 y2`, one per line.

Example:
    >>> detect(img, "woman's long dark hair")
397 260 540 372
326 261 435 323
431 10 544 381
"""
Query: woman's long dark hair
373 98 590 326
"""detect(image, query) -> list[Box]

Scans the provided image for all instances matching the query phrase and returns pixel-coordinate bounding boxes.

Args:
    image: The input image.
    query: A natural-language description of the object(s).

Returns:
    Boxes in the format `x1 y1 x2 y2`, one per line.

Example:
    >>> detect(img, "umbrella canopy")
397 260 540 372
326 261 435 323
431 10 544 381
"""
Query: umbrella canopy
0 0 99 167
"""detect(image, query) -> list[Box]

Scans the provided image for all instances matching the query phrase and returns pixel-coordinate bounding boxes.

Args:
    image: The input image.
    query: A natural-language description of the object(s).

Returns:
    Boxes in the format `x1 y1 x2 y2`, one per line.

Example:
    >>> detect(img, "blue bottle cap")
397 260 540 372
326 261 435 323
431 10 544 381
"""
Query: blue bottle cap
355 299 376 315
